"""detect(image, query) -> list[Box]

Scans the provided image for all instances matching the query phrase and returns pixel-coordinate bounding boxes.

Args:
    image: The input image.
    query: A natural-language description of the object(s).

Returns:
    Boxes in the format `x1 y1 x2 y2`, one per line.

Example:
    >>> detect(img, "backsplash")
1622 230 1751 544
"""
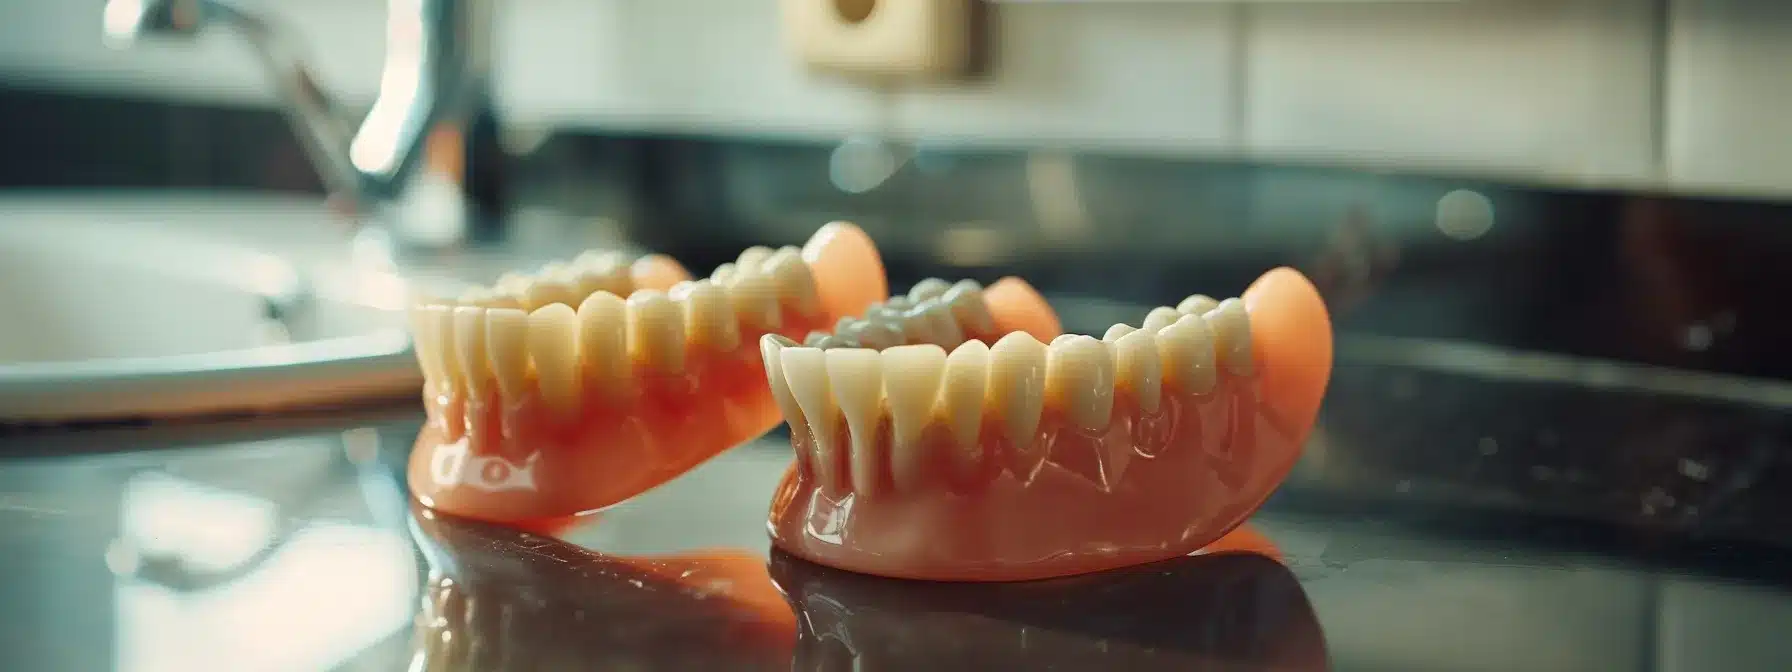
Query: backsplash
4 0 1792 198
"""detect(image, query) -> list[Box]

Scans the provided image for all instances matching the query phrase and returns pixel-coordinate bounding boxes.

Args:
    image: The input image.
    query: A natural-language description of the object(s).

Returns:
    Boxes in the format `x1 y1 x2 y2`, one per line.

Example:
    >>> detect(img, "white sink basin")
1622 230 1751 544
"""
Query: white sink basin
0 193 430 422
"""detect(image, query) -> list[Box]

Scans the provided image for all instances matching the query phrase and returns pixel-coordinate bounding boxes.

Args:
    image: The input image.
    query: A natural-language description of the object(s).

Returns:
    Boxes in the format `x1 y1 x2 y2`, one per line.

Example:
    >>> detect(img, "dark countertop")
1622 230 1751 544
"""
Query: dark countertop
2 405 1790 672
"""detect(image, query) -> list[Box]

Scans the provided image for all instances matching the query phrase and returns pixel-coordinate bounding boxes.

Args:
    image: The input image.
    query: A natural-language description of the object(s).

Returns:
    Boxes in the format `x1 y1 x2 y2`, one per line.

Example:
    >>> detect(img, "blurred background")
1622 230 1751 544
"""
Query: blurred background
2 1 1792 670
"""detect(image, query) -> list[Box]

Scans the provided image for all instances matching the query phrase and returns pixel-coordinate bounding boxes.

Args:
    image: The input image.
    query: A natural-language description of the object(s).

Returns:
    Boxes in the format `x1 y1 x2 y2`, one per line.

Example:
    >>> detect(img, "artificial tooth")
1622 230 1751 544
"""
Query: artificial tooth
709 262 739 286
915 299 964 346
1102 323 1138 342
455 289 497 307
907 277 952 303
987 333 1048 452
452 306 493 393
410 305 449 384
780 347 843 488
1113 328 1163 413
1045 335 1116 433
941 280 996 336
826 349 887 494
1204 298 1255 376
764 247 822 317
527 303 582 414
1157 314 1217 395
889 308 933 345
737 246 775 271
726 272 781 331
484 308 532 399
575 262 633 299
1142 306 1184 333
940 340 990 459
576 291 630 397
804 331 831 347
855 321 906 350
674 280 740 351
885 296 914 311
1177 294 1220 317
881 345 947 488
523 276 581 311
626 290 686 374
493 272 530 295
760 335 806 431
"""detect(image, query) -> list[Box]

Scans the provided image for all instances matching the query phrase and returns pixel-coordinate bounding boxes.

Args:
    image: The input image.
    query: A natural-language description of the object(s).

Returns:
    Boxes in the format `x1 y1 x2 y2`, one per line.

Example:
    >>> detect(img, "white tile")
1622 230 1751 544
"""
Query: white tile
1665 0 1792 196
1243 1 1658 181
892 2 1237 153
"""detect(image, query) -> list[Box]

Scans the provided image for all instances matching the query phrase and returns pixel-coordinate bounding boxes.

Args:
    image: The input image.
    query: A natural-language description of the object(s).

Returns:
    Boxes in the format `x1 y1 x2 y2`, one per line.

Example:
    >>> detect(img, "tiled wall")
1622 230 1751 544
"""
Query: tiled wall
2 1 1789 198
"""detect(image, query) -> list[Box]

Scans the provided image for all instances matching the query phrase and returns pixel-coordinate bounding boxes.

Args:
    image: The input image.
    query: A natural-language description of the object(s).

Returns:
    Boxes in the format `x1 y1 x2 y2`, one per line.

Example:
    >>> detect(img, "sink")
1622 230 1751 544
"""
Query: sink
0 192 435 423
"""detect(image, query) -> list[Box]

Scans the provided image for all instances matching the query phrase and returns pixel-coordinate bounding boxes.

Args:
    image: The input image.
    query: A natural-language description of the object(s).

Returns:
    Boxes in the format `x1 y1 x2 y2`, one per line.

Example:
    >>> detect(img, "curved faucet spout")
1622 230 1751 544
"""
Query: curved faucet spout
103 0 496 217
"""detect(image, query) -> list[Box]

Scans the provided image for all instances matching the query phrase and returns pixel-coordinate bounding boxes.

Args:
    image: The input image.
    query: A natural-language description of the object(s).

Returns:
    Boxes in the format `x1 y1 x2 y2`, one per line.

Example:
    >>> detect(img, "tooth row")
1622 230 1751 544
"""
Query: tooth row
410 244 825 411
802 278 996 351
758 293 1254 493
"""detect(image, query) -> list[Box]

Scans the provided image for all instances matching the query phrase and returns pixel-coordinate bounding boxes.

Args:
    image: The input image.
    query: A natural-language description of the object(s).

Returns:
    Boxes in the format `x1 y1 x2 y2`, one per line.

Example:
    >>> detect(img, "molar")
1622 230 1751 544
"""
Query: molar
1203 298 1254 376
1176 294 1220 317
941 280 996 336
1102 323 1137 342
1141 306 1183 333
1156 314 1216 395
764 247 822 317
737 246 775 271
674 280 740 352
1112 328 1162 413
907 277 952 303
725 272 782 331
1045 335 1116 433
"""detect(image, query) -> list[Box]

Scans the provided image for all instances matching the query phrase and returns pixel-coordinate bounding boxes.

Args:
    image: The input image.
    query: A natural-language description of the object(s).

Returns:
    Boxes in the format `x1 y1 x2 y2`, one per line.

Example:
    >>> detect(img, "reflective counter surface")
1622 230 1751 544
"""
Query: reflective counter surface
1 407 1789 672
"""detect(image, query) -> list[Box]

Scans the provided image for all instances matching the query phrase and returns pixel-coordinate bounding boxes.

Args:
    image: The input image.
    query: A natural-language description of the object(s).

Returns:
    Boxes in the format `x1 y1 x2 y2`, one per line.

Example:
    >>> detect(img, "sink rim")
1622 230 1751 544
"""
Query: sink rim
0 201 431 423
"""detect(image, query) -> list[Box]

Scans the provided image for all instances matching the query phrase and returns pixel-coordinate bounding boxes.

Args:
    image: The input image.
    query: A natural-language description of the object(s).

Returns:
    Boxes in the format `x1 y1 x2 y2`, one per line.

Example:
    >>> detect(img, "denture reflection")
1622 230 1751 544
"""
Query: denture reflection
764 267 1334 581
407 221 892 525
770 527 1327 671
406 506 796 671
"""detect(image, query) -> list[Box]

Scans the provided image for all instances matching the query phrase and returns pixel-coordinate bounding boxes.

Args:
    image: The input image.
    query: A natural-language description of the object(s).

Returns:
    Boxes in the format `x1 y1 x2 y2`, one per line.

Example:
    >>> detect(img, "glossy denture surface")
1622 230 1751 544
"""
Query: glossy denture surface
404 224 890 520
764 269 1332 581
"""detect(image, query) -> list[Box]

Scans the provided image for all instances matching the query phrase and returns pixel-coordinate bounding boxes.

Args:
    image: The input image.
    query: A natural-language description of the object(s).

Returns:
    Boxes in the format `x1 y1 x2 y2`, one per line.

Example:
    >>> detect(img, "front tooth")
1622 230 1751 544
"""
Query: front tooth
1157 314 1217 395
1046 335 1115 433
1113 328 1162 413
524 276 582 311
452 306 492 394
737 246 775 271
940 340 990 463
827 349 886 494
1102 324 1137 342
764 247 822 317
626 290 685 374
760 335 806 430
881 345 947 489
1177 294 1220 317
577 291 630 398
484 308 531 399
410 305 450 385
907 277 952 303
987 333 1048 452
726 272 781 331
527 303 581 414
780 347 842 488
1142 306 1183 333
1204 298 1254 376
941 280 996 336
675 280 740 352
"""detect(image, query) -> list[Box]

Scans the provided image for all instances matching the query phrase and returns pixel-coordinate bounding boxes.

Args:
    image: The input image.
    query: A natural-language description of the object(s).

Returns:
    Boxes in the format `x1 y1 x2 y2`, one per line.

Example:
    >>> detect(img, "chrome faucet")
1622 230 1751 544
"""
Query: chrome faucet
102 0 504 256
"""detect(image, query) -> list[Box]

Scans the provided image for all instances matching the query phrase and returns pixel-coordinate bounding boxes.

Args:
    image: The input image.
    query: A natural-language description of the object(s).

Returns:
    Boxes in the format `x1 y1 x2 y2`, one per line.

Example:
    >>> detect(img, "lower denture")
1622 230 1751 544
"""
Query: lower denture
764 267 1334 582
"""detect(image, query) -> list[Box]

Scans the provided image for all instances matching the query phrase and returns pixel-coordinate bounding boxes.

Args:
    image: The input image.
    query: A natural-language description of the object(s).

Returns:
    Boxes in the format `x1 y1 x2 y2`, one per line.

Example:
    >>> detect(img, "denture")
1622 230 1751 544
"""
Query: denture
763 267 1333 581
406 222 894 524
